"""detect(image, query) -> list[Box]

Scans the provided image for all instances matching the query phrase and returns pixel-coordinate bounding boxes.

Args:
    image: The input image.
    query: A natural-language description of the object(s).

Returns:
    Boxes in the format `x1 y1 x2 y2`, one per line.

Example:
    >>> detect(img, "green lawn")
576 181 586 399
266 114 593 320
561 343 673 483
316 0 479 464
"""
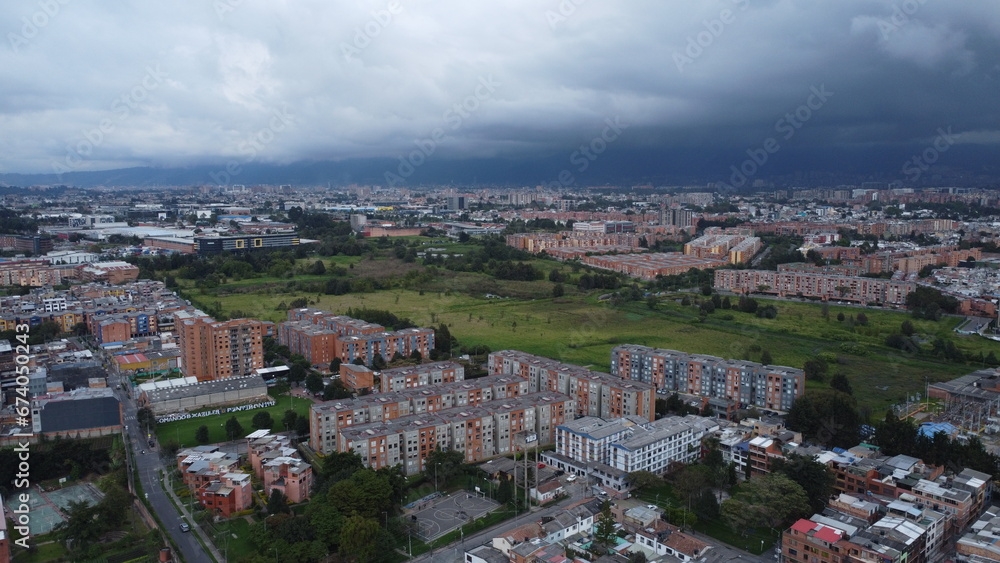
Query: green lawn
13 541 67 563
212 517 255 562
156 394 313 448
174 259 989 414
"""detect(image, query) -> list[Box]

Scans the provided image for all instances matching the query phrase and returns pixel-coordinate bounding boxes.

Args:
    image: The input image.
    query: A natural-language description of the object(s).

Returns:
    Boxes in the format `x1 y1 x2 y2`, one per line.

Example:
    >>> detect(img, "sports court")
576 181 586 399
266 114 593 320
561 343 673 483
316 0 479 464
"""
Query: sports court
5 483 104 536
410 492 500 541
46 483 103 512
6 493 62 535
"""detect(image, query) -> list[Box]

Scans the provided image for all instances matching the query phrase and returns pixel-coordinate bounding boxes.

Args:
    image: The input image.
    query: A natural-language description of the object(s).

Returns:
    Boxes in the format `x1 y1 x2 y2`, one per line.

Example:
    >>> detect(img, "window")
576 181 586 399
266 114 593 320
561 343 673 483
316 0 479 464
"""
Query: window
235 239 245 249
253 238 263 247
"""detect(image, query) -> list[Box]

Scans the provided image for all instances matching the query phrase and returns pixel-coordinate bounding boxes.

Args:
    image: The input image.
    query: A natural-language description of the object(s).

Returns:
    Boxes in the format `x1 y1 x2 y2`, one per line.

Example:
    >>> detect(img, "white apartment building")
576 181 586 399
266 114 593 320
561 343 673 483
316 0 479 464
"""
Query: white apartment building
610 415 719 474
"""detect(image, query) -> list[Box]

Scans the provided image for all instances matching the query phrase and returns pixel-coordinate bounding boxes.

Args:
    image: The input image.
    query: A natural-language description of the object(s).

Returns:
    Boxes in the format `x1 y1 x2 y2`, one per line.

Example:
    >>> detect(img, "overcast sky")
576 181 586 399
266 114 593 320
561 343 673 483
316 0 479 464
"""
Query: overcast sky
1 1 998 180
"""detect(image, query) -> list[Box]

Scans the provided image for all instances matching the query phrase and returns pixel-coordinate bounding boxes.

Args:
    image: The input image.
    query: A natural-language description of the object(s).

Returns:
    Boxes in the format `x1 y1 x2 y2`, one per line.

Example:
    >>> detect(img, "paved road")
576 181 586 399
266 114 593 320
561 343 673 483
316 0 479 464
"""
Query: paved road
110 361 215 563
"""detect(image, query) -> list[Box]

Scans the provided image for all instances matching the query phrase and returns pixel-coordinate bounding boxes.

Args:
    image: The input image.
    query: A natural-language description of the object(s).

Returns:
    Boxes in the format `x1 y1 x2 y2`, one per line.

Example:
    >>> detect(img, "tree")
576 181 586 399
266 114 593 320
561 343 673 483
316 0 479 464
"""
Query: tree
803 358 828 382
137 406 156 434
424 448 465 488
295 414 310 438
627 471 662 491
305 372 324 394
837 312 845 322
770 454 835 514
673 464 713 506
328 470 395 520
309 260 326 275
552 283 565 298
283 409 299 430
339 515 382 562
195 425 210 444
594 500 617 550
900 320 915 336
721 473 809 531
288 363 307 385
224 416 244 440
269 489 290 514
830 373 853 395
760 350 773 365
856 312 868 326
786 390 861 448
252 411 274 430
330 357 342 373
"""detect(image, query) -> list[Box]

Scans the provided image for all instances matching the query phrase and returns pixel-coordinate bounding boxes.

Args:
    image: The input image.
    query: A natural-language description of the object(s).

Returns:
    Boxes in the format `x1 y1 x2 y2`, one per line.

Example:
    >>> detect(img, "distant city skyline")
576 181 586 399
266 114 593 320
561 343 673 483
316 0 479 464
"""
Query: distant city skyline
1 2 998 187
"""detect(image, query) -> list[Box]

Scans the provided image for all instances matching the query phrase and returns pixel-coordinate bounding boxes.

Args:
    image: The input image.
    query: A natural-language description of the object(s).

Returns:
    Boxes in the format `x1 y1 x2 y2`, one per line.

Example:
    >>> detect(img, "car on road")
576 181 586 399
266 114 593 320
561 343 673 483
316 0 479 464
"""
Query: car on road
566 474 577 482
180 522 190 532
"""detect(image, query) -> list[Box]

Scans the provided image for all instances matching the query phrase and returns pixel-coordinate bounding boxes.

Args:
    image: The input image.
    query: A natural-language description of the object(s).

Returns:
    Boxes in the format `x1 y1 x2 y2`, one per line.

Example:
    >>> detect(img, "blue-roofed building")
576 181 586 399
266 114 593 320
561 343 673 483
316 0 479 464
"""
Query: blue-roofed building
918 421 959 439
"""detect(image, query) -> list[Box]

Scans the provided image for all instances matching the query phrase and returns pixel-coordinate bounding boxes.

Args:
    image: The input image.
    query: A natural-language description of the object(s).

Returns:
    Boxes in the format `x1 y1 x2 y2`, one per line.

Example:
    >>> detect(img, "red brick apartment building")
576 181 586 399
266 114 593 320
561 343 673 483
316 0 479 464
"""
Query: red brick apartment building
379 361 464 393
247 431 313 504
337 392 572 475
276 320 337 366
175 311 264 381
714 268 915 305
309 373 530 453
487 350 655 421
0 259 62 287
197 473 252 518
581 252 727 280
77 261 140 284
279 308 434 366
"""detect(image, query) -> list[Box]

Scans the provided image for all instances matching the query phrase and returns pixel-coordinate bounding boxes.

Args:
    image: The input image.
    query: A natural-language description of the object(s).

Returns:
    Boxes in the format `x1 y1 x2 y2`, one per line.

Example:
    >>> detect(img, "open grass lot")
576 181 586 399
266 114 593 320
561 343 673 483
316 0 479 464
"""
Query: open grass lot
176 254 991 414
155 393 313 447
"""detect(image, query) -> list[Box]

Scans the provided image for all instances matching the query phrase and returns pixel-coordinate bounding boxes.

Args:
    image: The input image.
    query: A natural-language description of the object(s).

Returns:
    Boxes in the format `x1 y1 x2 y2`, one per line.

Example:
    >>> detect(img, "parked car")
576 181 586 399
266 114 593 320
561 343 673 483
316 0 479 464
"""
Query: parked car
180 522 190 532
566 474 577 482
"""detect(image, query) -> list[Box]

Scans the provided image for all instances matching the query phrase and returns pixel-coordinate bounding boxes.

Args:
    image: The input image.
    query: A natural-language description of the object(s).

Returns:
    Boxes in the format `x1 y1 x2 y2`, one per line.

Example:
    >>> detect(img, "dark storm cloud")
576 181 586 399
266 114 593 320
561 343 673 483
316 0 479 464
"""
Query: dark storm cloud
0 0 997 176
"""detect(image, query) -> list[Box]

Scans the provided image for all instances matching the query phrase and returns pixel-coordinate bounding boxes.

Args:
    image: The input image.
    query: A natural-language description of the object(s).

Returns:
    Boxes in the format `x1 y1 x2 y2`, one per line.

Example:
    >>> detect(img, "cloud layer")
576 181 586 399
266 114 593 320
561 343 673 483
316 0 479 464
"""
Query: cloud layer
1 0 998 179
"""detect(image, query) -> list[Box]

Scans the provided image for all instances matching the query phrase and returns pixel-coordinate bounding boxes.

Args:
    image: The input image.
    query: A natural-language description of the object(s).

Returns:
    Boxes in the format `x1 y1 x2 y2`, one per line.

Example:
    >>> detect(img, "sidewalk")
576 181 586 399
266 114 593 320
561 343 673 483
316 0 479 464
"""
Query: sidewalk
159 471 225 563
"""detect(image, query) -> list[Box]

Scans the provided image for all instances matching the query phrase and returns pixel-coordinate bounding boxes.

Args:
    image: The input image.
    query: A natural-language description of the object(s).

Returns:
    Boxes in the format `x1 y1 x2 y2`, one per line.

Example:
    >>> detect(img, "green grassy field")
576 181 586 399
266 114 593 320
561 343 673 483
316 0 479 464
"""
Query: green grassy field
155 394 313 448
171 253 993 415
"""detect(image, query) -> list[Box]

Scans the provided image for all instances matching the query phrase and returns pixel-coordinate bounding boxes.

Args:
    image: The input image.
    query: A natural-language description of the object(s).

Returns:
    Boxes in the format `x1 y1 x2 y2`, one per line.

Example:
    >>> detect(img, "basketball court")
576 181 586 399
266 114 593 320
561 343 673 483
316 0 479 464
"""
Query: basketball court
410 492 500 541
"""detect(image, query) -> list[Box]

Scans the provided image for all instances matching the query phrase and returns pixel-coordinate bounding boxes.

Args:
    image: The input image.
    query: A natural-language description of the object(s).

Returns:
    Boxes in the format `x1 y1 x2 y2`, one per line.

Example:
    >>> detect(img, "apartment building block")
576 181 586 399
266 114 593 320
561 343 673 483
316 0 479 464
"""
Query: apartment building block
175 311 264 381
684 228 761 264
246 430 314 504
332 327 435 366
609 415 719 474
610 344 804 413
581 252 727 281
379 361 465 393
77 261 140 284
279 308 434 366
339 363 375 392
488 350 655 421
337 392 573 475
197 472 253 518
714 267 915 305
0 259 63 287
957 507 1000 562
554 415 651 466
276 320 337 366
309 373 530 453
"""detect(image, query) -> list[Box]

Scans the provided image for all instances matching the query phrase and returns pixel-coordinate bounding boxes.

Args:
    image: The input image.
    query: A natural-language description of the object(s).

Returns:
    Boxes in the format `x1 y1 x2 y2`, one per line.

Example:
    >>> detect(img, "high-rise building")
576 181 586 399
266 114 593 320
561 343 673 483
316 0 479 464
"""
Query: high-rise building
175 311 264 381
